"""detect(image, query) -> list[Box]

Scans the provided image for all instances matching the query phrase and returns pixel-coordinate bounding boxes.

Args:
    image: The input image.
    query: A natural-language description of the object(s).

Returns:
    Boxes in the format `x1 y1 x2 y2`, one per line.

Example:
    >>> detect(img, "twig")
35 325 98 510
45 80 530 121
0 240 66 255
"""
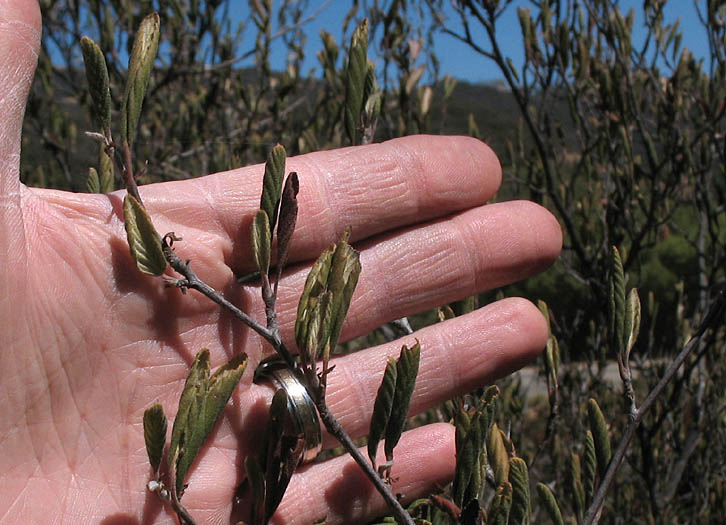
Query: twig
122 141 142 205
315 398 416 525
170 498 197 525
161 239 297 371
581 293 723 525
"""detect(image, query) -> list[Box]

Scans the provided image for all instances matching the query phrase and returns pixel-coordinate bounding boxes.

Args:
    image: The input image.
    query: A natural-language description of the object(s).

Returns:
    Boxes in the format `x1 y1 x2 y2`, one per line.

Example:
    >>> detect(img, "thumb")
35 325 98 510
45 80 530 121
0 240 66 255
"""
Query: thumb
0 0 41 317
0 0 41 201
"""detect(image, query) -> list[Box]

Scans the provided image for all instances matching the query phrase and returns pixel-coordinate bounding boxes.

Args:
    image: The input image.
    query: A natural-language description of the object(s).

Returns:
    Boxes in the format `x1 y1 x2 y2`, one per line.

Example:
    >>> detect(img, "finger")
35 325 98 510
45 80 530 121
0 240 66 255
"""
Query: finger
271 199 561 347
320 297 547 446
243 423 456 525
138 135 501 273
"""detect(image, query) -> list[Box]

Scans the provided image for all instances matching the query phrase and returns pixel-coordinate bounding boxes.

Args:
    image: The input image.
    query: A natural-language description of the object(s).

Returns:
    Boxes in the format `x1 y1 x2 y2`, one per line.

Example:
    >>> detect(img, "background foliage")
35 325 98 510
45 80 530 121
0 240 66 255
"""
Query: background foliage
23 0 725 523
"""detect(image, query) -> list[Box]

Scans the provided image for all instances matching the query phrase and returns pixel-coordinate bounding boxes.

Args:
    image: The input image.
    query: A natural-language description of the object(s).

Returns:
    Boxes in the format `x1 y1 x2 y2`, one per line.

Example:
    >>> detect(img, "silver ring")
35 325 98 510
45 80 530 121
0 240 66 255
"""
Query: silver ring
253 360 322 464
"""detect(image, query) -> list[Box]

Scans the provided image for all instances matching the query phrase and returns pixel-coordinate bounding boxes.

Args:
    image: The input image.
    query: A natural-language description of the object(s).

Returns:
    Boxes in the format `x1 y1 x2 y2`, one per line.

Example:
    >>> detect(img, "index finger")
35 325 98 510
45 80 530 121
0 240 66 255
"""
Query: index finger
140 135 501 272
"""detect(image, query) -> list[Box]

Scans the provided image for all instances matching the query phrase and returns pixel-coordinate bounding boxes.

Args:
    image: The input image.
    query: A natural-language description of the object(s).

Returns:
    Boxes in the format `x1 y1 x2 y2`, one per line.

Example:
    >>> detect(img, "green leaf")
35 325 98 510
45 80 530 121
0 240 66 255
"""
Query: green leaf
80 36 112 133
569 452 585 520
169 350 210 495
451 296 477 317
624 288 641 362
295 231 361 367
454 403 472 455
143 403 167 474
544 336 559 390
257 388 305 520
489 482 513 525
265 435 305 520
260 144 286 235
169 350 247 496
87 167 100 194
261 389 289 473
368 357 398 468
587 398 611 479
305 291 333 364
459 498 482 525
536 483 564 525
452 389 498 508
443 74 458 100
362 60 381 134
344 19 369 145
438 305 456 322
608 245 626 353
488 423 510 486
99 144 114 193
468 113 480 140
245 455 265 525
122 194 167 276
325 236 361 359
295 244 335 351
509 457 531 525
121 12 160 146
275 172 299 275
384 342 421 461
251 209 271 275
583 430 597 503
538 299 551 334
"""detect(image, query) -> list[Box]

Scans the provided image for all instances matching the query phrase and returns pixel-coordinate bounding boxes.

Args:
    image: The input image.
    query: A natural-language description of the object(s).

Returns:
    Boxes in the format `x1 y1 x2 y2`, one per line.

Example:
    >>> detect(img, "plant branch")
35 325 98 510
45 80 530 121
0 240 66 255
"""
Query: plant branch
170 497 197 525
582 313 721 524
161 238 297 369
315 396 415 525
161 236 414 524
122 141 142 205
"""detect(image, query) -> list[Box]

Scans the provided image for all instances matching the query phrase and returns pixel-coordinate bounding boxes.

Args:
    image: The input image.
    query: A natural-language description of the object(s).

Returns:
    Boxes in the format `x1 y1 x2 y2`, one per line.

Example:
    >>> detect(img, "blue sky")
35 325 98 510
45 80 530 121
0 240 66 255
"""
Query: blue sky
230 1 713 84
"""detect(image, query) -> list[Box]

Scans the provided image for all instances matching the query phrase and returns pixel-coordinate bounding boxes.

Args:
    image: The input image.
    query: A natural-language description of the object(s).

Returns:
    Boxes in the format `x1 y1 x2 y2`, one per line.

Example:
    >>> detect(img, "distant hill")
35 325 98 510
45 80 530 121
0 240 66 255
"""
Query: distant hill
21 67 526 190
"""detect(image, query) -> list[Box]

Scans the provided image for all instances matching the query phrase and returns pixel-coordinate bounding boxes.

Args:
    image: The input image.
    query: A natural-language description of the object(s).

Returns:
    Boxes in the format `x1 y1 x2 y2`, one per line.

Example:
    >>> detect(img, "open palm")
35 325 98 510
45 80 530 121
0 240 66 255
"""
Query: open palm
0 2 562 524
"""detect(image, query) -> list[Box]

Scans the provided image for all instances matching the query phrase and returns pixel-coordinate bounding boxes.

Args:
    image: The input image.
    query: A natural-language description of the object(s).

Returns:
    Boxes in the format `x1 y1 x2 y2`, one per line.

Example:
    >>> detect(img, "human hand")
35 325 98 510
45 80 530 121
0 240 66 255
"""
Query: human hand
0 2 561 523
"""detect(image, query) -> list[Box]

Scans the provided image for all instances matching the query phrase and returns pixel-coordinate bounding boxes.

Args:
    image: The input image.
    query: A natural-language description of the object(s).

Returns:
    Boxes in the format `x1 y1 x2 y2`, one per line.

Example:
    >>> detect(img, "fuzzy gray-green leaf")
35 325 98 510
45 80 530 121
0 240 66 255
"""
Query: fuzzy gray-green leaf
275 172 299 275
121 12 160 146
624 288 641 362
608 246 626 353
509 457 531 525
368 357 397 468
295 244 335 350
536 483 564 525
490 482 513 525
260 144 286 234
123 194 167 276
169 349 210 495
344 19 369 145
384 342 421 461
143 403 167 474
305 291 333 364
87 167 100 193
80 36 112 133
326 236 361 354
252 209 271 275
488 423 510 486
170 350 247 496
569 452 585 520
452 389 498 508
583 430 597 503
538 299 551 334
587 398 611 478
